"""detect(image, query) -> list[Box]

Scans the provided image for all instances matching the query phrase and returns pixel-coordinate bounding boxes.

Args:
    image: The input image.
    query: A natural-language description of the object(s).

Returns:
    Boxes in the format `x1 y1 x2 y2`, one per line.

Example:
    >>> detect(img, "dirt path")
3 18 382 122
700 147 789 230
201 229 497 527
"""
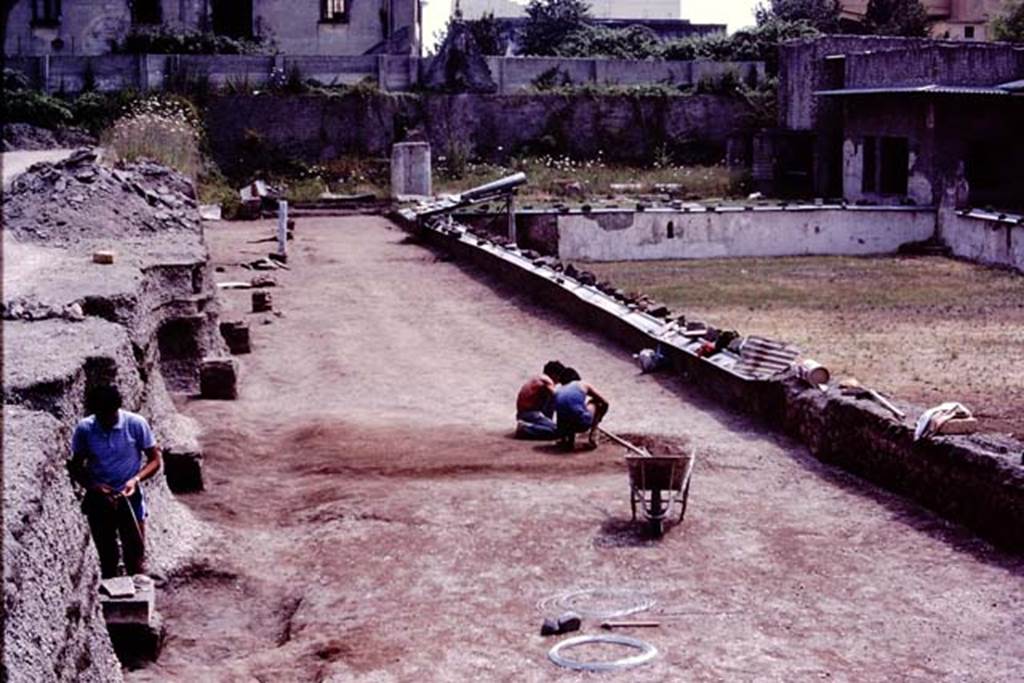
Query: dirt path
131 217 1024 682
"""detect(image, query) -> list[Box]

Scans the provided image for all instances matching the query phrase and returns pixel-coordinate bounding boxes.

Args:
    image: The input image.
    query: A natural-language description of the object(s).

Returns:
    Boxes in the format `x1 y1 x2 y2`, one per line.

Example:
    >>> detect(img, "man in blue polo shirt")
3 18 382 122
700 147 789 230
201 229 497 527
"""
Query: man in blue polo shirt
70 385 162 578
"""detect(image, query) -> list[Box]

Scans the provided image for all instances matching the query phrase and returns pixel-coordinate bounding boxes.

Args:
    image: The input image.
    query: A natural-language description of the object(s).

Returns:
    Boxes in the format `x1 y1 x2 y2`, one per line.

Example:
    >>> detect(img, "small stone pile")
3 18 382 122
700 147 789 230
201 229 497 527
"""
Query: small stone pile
4 149 202 248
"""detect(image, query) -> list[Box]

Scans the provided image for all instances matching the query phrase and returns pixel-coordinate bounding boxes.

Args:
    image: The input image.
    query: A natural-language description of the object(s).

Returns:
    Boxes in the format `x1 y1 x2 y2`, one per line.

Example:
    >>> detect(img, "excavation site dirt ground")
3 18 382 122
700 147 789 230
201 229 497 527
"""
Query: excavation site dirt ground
589 256 1024 437
132 217 1024 681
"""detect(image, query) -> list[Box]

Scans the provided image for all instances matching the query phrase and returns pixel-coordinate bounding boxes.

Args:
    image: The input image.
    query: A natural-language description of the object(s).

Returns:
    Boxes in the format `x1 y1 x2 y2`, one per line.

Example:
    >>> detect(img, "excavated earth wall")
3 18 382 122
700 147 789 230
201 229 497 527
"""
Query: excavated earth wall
2 151 227 681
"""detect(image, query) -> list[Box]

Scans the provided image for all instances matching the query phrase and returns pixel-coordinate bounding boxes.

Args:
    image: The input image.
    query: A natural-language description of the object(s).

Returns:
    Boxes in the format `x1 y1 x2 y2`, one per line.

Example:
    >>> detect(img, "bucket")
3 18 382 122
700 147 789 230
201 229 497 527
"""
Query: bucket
799 359 830 385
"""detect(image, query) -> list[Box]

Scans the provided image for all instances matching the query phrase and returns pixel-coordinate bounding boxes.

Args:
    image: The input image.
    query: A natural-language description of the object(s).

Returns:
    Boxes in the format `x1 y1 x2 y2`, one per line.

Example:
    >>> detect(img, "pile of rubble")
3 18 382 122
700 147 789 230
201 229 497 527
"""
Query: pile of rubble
4 149 201 249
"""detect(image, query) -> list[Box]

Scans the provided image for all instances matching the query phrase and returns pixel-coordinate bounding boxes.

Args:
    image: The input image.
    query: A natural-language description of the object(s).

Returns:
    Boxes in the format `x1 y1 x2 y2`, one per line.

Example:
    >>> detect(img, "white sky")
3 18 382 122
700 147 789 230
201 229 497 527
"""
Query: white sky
421 0 761 51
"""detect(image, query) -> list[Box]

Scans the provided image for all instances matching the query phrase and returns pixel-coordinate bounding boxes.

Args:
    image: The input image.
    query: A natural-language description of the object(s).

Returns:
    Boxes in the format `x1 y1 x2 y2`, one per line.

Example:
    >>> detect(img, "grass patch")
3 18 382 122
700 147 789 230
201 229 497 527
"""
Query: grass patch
587 255 1024 436
435 156 746 201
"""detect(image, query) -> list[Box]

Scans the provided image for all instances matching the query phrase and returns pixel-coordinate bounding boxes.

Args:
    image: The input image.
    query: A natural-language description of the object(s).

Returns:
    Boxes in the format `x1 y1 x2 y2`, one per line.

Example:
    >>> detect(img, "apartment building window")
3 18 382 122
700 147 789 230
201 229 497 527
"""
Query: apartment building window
131 0 163 25
862 136 909 196
31 0 61 26
964 26 975 40
321 0 349 22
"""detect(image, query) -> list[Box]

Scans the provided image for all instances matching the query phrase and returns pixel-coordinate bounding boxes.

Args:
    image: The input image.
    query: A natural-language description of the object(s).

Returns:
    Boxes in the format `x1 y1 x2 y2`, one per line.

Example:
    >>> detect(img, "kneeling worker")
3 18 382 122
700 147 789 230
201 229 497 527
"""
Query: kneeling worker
514 360 566 440
71 385 162 578
554 367 610 451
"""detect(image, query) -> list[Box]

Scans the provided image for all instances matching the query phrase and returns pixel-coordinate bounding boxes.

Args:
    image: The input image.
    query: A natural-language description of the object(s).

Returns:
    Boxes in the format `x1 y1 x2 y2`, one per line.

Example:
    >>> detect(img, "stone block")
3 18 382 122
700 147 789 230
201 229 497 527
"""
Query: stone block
391 142 432 199
219 320 252 355
199 357 238 400
251 291 273 313
163 450 204 493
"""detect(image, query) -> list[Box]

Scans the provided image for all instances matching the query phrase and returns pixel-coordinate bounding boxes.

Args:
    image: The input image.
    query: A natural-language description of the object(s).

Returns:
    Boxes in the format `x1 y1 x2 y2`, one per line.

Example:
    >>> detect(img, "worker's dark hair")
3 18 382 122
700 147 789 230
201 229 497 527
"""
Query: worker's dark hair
560 367 581 383
543 360 566 380
86 384 122 416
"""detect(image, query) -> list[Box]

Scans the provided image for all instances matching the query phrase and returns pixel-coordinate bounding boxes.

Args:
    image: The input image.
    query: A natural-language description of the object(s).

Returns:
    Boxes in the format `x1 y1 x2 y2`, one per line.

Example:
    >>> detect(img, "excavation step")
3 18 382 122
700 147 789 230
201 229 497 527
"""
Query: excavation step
219 321 252 355
101 575 164 667
200 357 239 400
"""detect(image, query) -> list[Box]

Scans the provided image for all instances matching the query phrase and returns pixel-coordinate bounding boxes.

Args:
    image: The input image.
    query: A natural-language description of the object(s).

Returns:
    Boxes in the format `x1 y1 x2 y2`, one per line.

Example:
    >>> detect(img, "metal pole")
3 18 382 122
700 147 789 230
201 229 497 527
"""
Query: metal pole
277 200 288 257
507 193 516 244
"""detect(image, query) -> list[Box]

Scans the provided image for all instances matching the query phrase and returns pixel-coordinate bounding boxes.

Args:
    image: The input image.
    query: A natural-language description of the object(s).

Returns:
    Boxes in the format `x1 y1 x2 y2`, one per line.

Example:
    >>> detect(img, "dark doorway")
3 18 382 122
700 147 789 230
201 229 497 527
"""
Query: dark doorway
131 0 162 24
211 0 253 39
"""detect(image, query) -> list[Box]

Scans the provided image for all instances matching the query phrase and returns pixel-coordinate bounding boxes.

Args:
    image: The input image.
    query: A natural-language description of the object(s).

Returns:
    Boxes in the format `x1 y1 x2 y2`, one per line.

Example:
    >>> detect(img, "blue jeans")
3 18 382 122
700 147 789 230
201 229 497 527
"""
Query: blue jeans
515 410 559 440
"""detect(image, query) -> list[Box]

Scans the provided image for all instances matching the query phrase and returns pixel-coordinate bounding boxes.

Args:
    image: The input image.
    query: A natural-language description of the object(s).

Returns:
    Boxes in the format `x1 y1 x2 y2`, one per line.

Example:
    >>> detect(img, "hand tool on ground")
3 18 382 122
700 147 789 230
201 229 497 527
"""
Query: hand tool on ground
598 428 651 457
839 379 906 419
600 621 661 629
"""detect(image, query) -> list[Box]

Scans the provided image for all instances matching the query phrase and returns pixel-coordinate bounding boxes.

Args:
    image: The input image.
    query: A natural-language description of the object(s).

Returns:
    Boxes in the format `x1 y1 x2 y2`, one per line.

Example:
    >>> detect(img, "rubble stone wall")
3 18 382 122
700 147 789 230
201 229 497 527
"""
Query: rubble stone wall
2 152 225 681
204 92 755 175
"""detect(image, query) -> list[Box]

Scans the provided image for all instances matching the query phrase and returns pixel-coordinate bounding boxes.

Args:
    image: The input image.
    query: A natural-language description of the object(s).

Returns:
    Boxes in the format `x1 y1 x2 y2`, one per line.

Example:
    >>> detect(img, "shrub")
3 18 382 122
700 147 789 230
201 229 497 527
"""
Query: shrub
3 88 74 129
70 90 141 135
105 95 202 178
113 28 270 55
663 19 819 74
554 24 663 59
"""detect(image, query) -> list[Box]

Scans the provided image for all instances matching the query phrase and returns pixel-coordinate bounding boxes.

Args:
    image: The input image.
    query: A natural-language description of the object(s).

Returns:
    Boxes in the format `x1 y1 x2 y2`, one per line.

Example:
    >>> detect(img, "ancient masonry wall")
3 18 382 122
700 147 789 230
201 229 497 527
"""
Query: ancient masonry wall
2 152 228 681
395 213 1024 551
203 92 755 174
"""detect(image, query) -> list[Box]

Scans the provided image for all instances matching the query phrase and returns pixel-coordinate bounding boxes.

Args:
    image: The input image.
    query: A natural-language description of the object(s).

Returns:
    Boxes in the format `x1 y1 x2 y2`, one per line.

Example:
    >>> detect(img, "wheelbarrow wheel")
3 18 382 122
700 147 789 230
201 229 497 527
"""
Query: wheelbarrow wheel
648 516 664 538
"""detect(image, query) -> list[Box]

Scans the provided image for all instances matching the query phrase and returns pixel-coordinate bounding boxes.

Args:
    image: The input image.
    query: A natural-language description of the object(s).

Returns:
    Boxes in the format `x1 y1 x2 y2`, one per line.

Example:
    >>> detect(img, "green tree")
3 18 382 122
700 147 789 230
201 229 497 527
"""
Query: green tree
755 0 842 32
468 12 506 55
864 0 930 36
520 0 592 56
992 1 1024 42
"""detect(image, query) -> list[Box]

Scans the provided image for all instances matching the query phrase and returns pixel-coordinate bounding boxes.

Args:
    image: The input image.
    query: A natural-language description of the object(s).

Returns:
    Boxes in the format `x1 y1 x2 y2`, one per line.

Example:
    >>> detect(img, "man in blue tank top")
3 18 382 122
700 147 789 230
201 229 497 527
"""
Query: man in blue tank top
553 367 610 451
70 385 162 578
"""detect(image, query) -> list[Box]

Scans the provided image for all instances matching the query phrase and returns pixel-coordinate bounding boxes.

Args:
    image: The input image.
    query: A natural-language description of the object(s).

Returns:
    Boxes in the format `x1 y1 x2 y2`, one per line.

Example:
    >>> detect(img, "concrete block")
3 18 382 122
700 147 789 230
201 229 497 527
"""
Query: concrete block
199 357 239 400
252 291 273 313
219 321 252 355
101 575 154 625
391 142 431 199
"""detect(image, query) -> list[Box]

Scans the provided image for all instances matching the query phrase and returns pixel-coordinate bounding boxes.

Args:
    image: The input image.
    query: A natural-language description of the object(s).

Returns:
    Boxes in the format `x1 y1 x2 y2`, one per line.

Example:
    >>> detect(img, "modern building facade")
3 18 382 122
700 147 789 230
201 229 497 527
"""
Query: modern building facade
3 0 422 55
840 0 1007 41
767 36 1024 211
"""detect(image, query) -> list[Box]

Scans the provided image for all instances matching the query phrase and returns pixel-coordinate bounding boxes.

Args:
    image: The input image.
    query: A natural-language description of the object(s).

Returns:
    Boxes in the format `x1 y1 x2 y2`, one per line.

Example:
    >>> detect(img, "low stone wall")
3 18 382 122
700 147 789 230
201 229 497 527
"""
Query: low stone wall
2 154 229 679
555 205 936 261
941 209 1024 274
396 213 1024 552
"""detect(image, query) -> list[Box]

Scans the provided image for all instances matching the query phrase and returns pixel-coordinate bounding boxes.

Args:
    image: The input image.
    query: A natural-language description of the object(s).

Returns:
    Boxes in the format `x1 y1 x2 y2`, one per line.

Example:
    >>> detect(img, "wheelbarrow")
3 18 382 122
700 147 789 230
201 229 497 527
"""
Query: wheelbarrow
626 454 695 537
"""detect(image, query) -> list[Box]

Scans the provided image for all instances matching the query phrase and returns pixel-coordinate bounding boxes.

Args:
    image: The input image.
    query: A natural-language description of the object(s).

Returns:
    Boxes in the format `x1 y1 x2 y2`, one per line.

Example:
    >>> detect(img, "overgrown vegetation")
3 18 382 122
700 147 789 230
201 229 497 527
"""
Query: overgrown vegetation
112 28 272 55
554 24 662 60
435 155 748 201
2 68 73 128
104 95 203 178
993 0 1024 42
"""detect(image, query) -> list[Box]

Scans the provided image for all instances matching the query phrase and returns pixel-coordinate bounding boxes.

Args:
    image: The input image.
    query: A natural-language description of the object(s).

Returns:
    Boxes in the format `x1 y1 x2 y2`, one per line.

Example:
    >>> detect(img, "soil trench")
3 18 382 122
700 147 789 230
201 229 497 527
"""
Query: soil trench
131 217 1024 681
